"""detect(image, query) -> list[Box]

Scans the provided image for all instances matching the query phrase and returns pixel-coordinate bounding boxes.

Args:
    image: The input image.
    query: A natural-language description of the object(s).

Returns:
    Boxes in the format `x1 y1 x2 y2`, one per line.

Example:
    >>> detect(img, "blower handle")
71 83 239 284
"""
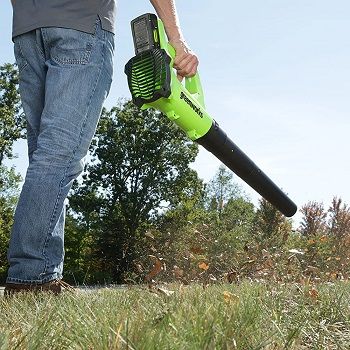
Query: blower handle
166 39 205 108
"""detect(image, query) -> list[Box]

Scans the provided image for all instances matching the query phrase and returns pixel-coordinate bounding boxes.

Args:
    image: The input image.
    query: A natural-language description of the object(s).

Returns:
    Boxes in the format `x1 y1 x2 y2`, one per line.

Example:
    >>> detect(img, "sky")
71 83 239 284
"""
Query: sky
1 1 350 226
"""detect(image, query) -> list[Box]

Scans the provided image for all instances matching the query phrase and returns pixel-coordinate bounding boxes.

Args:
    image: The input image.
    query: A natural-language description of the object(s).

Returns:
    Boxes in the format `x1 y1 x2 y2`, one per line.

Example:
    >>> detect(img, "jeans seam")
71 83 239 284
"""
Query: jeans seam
15 38 29 72
41 28 49 61
35 29 46 62
7 274 59 285
40 28 107 278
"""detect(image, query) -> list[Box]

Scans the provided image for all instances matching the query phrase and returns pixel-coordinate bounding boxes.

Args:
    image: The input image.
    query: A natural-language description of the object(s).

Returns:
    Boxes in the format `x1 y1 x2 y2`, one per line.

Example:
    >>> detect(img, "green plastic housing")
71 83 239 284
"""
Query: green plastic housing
125 15 212 141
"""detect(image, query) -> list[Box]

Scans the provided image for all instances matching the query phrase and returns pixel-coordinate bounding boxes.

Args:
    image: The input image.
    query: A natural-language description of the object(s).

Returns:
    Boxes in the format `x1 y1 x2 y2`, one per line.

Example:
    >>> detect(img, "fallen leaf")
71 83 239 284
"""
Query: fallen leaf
261 249 270 258
223 291 239 304
145 231 155 239
308 287 318 300
173 265 184 278
198 262 209 271
135 263 143 273
156 287 175 297
330 272 338 280
209 274 217 282
264 258 274 268
146 256 164 281
190 246 204 254
226 270 239 284
288 249 304 255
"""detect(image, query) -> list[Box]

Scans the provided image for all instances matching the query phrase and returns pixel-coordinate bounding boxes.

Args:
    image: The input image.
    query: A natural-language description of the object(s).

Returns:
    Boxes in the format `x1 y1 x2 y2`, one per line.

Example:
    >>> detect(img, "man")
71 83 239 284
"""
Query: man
5 0 199 295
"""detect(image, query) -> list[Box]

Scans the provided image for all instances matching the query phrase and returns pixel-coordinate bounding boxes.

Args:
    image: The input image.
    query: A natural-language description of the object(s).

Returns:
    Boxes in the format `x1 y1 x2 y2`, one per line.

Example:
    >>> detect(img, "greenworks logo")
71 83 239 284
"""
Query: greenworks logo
180 91 203 118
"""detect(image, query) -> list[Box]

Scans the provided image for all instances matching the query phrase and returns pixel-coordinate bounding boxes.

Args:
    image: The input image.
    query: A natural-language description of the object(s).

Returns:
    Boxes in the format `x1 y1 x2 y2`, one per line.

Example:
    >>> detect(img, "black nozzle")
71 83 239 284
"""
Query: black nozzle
196 121 297 217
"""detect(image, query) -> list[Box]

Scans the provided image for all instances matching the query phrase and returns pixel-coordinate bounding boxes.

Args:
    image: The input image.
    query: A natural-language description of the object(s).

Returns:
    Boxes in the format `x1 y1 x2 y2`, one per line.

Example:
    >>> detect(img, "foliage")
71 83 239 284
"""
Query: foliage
0 165 22 283
328 196 350 237
0 63 24 283
0 63 25 165
133 194 350 286
205 164 243 217
67 101 201 283
251 198 292 251
299 201 327 236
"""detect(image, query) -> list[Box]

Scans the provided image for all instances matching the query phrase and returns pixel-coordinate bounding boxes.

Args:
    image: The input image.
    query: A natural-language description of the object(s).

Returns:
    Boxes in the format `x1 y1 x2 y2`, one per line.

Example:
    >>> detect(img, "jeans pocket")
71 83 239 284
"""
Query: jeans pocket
48 28 97 66
13 38 28 72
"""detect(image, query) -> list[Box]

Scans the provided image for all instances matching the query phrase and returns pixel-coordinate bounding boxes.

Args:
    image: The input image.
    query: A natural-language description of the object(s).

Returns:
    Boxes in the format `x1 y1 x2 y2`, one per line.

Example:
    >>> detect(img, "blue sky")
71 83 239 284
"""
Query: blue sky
1 1 350 225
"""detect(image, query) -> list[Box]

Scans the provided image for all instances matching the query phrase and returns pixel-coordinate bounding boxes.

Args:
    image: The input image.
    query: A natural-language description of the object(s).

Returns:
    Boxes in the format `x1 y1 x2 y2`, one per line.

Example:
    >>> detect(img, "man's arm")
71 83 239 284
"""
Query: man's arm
149 0 199 79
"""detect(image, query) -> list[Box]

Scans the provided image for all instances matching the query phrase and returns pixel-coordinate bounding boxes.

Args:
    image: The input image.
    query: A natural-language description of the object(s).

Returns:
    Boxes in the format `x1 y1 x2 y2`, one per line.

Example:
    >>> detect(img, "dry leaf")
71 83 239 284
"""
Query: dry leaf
223 291 239 304
135 263 144 273
262 249 270 258
288 249 304 255
173 265 184 278
330 272 338 280
156 287 175 297
226 270 239 284
145 231 155 239
209 274 217 282
146 256 164 281
190 246 204 254
308 287 318 300
150 245 157 253
306 265 319 273
264 258 274 268
198 262 209 271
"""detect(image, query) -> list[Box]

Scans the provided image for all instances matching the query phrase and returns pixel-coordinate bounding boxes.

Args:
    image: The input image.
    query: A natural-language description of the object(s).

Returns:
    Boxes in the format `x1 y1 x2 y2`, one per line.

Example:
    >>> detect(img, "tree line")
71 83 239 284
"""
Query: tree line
1 63 350 285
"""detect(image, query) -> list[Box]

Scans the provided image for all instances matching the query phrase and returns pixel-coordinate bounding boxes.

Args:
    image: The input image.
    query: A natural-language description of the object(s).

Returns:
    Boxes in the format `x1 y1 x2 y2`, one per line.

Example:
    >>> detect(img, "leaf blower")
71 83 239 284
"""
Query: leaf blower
124 13 297 217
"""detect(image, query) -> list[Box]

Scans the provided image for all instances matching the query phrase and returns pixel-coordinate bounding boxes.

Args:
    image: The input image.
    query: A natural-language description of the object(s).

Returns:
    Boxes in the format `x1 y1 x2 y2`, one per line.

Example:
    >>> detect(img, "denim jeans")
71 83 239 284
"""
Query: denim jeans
7 18 114 284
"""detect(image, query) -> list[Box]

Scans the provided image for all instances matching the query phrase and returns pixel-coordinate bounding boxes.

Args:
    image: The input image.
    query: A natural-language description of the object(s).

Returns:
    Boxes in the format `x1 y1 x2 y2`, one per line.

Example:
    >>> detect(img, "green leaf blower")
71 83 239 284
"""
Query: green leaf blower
125 13 297 217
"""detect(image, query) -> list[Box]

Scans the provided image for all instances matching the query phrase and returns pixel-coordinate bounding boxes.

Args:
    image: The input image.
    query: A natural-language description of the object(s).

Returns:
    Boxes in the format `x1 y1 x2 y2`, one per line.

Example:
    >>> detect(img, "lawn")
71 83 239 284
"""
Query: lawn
1 281 349 349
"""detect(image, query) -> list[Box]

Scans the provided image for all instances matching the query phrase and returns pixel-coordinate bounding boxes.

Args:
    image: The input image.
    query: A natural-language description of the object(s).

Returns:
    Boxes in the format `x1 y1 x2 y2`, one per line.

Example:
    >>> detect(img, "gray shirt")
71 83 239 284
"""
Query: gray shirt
12 0 116 39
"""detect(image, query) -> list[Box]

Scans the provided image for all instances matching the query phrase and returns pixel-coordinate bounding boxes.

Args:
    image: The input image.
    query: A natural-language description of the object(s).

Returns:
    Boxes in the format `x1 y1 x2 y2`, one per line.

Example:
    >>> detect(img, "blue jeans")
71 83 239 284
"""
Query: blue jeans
7 19 114 284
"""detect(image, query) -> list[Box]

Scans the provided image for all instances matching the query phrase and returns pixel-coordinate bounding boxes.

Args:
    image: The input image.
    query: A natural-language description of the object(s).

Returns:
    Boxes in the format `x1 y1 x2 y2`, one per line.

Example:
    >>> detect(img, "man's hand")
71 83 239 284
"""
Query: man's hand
170 39 199 81
149 0 199 80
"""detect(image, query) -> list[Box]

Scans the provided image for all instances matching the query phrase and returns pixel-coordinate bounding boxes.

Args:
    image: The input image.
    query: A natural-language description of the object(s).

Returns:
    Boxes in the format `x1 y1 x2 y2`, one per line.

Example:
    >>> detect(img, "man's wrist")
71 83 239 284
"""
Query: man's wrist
164 25 184 42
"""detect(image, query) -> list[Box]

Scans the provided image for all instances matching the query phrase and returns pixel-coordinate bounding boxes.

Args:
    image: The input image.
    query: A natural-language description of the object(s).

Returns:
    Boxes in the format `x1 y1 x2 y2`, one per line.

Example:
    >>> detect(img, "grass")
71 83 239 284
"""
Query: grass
0 281 350 349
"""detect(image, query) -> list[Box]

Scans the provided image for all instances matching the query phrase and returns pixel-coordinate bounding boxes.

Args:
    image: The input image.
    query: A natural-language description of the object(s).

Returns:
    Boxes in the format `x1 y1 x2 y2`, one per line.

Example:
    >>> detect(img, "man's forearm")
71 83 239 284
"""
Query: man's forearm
149 0 183 41
149 0 199 78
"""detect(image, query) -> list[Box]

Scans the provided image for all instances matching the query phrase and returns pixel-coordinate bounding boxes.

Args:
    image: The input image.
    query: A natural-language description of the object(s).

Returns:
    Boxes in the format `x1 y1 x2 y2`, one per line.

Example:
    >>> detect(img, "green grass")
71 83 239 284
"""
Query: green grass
1 281 350 349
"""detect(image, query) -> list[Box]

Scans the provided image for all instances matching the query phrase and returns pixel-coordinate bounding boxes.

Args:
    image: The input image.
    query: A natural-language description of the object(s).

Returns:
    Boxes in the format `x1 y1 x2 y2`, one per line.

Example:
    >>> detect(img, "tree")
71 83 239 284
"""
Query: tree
252 198 292 249
221 197 255 232
0 165 22 282
299 201 327 236
205 165 243 217
328 197 350 238
67 101 202 282
0 63 25 165
0 63 24 283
